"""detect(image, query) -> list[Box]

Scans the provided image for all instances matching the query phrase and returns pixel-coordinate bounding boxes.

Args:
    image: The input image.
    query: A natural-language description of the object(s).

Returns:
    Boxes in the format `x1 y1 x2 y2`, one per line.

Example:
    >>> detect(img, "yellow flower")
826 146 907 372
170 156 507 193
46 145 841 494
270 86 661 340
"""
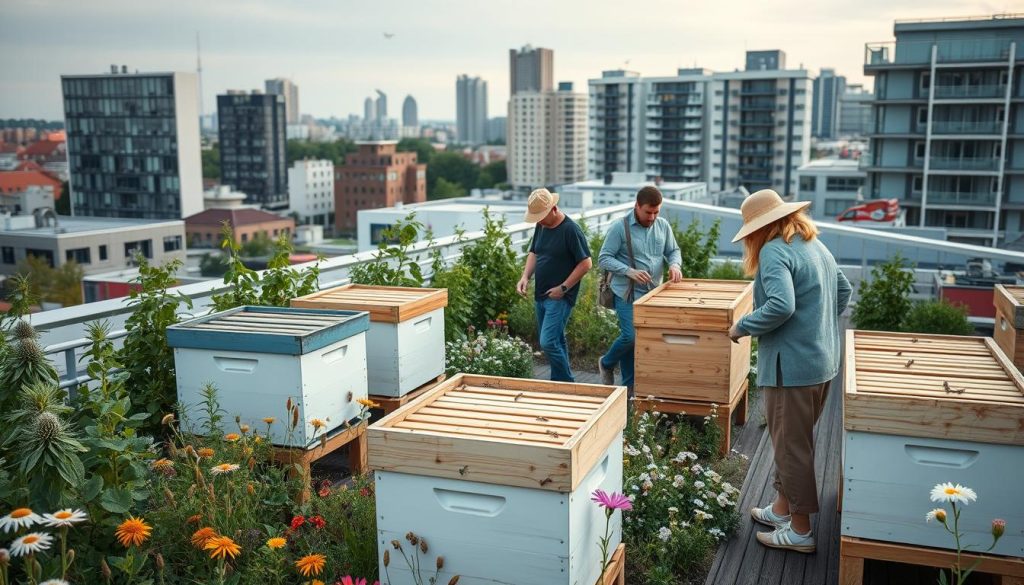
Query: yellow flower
266 537 287 549
150 458 174 470
253 436 262 444
356 398 380 409
197 448 215 459
295 553 326 577
205 535 241 560
191 527 218 549
224 433 241 442
310 419 327 430
263 417 276 424
210 463 240 476
312 580 325 585
114 516 152 548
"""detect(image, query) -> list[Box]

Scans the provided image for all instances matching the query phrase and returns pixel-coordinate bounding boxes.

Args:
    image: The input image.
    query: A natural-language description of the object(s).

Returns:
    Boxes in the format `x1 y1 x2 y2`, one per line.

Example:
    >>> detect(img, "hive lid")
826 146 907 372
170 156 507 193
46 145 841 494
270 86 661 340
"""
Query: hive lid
291 284 448 323
633 279 753 331
845 330 1024 446
167 306 369 355
368 374 627 492
994 284 1024 328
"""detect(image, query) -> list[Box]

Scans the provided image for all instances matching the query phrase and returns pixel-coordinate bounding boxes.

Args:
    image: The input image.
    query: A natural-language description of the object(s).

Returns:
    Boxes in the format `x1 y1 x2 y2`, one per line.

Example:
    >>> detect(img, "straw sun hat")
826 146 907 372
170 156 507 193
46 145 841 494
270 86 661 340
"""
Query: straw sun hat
731 189 812 243
524 188 559 223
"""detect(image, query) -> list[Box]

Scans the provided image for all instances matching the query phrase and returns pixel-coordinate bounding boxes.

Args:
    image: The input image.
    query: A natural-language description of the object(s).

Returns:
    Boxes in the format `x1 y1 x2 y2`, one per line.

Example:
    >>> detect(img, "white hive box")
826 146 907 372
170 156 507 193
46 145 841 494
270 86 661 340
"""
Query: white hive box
843 330 1024 558
369 374 627 585
291 284 447 397
167 306 370 447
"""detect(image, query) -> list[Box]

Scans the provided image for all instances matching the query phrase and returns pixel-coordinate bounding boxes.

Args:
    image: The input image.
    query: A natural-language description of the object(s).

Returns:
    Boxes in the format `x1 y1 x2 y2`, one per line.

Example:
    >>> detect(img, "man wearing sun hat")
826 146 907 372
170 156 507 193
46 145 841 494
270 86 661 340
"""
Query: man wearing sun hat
516 187 592 382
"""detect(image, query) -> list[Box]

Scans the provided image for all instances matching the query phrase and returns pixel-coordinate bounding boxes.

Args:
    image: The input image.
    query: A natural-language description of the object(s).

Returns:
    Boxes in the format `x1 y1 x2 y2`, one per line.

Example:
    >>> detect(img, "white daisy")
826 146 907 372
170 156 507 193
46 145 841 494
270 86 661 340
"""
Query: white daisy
210 463 240 475
925 508 947 523
930 483 977 505
41 509 88 528
10 532 53 556
657 526 672 542
0 508 41 533
40 580 71 585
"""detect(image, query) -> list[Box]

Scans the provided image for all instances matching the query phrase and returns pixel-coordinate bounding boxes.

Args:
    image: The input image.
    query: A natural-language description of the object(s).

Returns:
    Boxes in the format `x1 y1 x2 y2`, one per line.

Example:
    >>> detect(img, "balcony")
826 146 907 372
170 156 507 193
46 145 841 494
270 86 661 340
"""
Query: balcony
931 120 1002 135
923 190 997 206
933 84 1007 99
864 38 1017 68
929 156 1001 171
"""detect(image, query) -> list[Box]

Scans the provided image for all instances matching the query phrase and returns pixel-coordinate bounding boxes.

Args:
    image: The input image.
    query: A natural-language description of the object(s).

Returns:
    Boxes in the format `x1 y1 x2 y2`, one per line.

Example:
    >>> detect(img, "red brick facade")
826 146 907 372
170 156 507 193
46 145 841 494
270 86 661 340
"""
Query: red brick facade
334 142 426 234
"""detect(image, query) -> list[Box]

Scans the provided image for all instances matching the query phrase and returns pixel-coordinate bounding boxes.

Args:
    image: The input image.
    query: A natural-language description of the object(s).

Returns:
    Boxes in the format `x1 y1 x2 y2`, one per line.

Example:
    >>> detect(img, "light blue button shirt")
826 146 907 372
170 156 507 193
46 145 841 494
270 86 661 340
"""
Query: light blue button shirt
598 212 682 301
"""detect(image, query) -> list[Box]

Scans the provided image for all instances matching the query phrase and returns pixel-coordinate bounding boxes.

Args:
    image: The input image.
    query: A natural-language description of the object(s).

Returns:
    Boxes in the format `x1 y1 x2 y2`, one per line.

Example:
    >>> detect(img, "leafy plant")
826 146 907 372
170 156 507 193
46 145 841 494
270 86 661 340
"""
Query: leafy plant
348 214 427 288
444 322 534 379
671 218 721 280
851 254 914 332
457 209 522 328
709 261 748 281
902 300 974 336
0 319 59 418
429 234 475 342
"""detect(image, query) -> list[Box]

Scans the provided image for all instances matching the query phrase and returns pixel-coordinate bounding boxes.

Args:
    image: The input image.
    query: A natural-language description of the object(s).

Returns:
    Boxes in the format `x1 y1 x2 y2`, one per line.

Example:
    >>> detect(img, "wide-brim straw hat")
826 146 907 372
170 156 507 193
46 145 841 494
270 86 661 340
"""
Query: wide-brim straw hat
524 188 559 223
731 189 812 243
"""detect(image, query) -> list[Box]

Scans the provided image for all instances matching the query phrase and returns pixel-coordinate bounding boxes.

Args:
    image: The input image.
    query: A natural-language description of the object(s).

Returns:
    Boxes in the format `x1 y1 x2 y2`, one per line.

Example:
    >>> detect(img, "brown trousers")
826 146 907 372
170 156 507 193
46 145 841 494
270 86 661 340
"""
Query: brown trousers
763 381 830 515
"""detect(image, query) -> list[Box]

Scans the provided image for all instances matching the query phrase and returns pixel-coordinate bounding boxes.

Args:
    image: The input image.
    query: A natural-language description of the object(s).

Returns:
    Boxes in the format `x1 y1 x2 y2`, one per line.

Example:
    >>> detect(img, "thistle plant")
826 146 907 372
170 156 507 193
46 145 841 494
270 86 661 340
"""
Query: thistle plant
925 482 1006 585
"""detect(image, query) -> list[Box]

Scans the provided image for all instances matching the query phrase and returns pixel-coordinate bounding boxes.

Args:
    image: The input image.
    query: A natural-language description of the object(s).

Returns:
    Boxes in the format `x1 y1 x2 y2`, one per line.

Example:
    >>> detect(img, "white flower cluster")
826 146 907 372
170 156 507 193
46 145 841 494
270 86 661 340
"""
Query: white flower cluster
444 331 533 378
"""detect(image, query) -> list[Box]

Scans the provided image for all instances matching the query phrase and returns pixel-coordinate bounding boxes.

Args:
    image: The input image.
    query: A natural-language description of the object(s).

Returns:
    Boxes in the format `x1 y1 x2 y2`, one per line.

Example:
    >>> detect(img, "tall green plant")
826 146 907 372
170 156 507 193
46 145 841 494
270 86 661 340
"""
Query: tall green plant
459 209 521 326
120 256 192 426
851 254 914 331
672 218 721 279
0 319 59 416
430 235 475 342
211 224 322 310
348 214 427 287
902 300 974 336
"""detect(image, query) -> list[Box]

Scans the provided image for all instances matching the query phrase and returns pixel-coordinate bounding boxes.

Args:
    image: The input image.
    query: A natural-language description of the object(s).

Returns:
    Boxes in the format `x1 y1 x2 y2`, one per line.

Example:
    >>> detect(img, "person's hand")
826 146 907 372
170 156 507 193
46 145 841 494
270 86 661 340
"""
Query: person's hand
728 323 744 344
625 269 653 284
545 286 565 300
669 265 683 283
516 277 529 297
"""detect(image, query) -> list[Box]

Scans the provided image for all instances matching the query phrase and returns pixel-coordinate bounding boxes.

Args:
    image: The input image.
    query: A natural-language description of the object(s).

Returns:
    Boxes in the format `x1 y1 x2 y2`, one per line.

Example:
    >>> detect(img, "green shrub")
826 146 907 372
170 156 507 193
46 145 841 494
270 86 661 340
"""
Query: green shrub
672 218 722 279
349 214 427 288
851 254 914 332
902 299 974 336
709 260 748 281
212 224 322 310
444 324 534 378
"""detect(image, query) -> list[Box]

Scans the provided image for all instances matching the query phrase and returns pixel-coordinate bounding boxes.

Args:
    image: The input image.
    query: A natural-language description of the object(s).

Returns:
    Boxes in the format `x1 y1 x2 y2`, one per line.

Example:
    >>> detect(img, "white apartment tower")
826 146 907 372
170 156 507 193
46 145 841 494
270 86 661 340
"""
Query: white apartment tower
509 83 588 189
287 159 335 232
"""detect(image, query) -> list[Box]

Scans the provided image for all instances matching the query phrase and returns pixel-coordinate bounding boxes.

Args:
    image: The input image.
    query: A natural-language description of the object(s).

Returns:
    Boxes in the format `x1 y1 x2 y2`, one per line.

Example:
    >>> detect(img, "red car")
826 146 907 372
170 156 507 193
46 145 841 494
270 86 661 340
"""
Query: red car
836 199 900 223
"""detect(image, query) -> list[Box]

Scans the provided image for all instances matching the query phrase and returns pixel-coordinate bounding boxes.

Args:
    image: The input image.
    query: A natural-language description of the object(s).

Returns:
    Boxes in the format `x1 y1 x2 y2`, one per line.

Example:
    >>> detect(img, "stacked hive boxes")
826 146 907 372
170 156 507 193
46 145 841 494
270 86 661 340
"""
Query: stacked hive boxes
291 285 448 397
167 306 369 447
842 330 1024 556
369 374 627 585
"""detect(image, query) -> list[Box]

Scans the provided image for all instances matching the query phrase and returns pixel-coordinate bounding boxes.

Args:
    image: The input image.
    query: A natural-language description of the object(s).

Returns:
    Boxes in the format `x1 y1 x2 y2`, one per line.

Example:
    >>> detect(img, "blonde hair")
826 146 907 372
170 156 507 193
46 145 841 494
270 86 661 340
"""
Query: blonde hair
742 211 820 277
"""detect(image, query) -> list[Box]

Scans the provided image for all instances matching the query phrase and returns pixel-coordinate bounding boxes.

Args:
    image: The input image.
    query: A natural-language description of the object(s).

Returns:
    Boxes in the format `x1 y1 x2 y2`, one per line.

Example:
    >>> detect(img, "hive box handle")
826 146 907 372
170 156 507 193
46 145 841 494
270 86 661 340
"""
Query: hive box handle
904 444 979 469
322 345 348 364
662 333 699 345
213 356 258 374
432 487 507 517
414 316 432 333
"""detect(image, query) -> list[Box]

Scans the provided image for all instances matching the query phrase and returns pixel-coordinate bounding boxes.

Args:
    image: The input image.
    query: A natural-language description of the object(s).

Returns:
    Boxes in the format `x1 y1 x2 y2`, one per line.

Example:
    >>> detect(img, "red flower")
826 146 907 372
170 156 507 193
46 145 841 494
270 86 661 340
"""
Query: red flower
319 486 332 498
359 487 371 498
290 515 305 530
309 515 326 529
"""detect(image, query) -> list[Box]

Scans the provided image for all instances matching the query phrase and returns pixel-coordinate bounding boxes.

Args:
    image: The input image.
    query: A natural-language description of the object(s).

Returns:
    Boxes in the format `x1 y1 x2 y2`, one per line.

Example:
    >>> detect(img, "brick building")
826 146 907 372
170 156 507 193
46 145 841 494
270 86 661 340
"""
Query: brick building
184 208 294 249
333 141 426 234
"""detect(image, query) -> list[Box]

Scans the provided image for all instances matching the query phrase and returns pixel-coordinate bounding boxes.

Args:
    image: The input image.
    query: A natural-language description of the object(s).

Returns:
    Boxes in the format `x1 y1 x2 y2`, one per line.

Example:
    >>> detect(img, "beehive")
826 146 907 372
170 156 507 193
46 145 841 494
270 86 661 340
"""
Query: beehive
167 306 369 446
633 279 753 403
291 285 447 397
994 284 1024 369
843 330 1024 557
369 374 627 585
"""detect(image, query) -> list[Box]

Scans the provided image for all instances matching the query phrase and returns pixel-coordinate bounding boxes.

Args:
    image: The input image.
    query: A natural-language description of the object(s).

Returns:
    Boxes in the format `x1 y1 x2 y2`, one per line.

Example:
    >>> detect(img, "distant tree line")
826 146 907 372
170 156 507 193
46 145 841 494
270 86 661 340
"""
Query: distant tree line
0 119 65 130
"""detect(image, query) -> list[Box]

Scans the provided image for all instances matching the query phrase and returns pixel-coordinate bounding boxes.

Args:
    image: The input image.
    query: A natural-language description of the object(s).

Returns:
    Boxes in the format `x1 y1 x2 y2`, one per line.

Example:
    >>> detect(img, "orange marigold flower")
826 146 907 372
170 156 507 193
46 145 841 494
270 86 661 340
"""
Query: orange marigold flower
262 417 276 424
115 516 152 548
205 535 241 560
150 458 174 470
224 433 240 442
197 448 215 458
356 398 380 409
266 536 287 549
295 553 326 577
309 418 327 430
191 526 217 549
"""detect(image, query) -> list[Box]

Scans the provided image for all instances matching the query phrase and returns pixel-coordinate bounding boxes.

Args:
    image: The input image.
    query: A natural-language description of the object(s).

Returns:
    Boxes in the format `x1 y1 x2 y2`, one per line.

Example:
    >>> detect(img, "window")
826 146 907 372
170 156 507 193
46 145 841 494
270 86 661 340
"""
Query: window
1 246 13 264
943 211 969 229
99 245 108 261
799 176 817 192
913 176 923 192
25 249 54 268
915 142 926 159
824 199 858 216
163 235 182 252
920 72 931 93
65 247 91 264
917 107 928 125
825 177 864 191
124 239 152 259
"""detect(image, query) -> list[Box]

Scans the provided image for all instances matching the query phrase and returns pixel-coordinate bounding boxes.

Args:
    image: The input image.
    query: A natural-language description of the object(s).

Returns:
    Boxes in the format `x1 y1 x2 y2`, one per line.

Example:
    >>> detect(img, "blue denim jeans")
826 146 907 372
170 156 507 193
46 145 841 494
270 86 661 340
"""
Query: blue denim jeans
601 293 635 391
536 298 575 382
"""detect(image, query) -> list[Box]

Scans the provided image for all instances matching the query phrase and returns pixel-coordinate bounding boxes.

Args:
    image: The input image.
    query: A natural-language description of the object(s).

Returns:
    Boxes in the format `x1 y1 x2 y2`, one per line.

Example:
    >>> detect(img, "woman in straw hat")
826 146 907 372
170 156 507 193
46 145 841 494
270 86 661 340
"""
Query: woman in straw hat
727 189 852 554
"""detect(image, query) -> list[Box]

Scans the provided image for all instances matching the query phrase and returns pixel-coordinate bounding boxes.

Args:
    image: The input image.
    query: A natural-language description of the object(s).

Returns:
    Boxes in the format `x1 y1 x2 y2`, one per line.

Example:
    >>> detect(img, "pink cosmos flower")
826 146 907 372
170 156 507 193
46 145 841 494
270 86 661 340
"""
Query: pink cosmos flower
337 577 376 585
591 489 632 511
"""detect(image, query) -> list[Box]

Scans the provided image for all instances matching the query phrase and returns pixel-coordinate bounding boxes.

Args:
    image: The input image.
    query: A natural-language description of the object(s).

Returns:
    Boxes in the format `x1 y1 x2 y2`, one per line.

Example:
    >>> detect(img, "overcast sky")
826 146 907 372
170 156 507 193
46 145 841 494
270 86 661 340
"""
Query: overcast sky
0 0 1009 122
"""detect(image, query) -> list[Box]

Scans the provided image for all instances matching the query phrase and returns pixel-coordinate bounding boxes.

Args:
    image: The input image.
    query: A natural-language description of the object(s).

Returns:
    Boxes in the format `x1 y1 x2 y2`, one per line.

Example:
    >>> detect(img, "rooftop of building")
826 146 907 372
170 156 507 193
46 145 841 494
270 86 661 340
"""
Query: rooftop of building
798 158 863 172
893 12 1024 30
20 140 65 158
358 195 531 215
0 214 182 237
185 208 292 227
0 170 62 192
562 172 705 192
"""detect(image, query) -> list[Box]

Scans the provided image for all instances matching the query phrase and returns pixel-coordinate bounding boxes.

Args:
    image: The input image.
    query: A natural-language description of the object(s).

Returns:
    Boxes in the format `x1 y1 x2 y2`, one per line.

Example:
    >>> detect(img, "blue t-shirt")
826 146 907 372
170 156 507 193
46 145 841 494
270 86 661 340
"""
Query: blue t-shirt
528 216 591 304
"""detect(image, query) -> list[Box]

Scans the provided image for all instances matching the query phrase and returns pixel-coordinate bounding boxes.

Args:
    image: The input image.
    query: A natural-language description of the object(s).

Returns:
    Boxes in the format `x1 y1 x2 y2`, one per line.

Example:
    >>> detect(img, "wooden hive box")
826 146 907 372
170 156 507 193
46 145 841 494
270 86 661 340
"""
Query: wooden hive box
633 279 753 403
368 374 627 585
291 284 447 397
994 284 1024 369
843 330 1024 558
167 306 369 447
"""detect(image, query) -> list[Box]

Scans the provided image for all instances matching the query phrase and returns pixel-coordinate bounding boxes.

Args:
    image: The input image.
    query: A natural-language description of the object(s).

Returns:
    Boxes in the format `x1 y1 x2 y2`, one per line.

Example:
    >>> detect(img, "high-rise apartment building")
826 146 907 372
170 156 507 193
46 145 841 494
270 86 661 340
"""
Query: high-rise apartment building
709 50 812 195
364 97 375 123
812 68 846 138
838 84 874 137
510 45 554 95
508 83 587 188
265 78 300 124
589 70 646 178
288 159 334 231
333 141 426 233
644 69 714 184
863 14 1024 245
487 117 507 143
456 75 488 144
402 95 419 128
62 67 203 219
217 90 289 210
375 90 387 121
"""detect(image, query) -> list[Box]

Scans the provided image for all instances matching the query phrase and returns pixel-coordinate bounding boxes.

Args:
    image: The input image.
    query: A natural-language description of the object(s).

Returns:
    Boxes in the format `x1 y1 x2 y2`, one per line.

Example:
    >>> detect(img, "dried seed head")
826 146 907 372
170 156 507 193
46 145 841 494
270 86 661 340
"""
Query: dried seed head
347 391 353 402
291 407 300 429
420 538 428 554
101 558 112 581
167 442 178 458
235 415 241 425
161 413 175 426
383 549 390 567
391 539 401 550
448 577 460 585
187 484 197 499
155 552 165 570
248 456 256 471
12 319 36 340
286 397 292 412
436 556 444 570
247 483 255 495
66 549 75 565
163 486 176 506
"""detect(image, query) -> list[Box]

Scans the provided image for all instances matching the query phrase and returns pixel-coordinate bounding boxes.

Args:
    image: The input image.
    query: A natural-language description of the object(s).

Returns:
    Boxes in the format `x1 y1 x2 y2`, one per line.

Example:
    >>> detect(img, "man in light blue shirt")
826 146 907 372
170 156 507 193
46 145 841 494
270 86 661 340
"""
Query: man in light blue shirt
598 186 683 391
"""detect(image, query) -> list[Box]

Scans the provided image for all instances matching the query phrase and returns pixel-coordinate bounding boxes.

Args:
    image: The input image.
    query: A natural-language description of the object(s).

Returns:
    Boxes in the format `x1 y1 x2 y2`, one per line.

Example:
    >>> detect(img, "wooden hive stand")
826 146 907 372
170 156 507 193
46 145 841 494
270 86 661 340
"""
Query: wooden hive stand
598 543 626 585
840 536 1024 585
369 374 446 416
633 379 749 457
271 420 368 503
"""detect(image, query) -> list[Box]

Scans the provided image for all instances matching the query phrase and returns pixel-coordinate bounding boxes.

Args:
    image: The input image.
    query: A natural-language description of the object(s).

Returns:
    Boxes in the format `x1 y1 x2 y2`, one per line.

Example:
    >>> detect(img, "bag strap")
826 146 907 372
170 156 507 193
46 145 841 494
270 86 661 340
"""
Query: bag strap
623 215 636 301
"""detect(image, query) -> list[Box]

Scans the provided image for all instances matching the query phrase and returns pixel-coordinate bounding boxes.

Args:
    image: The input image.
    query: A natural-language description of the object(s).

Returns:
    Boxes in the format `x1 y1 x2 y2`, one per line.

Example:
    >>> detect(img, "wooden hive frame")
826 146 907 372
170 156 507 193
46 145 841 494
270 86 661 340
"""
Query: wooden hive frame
844 330 1024 446
291 284 448 323
368 374 628 492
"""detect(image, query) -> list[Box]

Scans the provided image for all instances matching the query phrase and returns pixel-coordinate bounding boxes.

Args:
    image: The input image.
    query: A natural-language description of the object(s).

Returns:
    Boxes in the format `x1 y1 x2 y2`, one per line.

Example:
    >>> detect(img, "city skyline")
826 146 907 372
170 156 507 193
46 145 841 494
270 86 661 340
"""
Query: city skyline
0 0 1003 122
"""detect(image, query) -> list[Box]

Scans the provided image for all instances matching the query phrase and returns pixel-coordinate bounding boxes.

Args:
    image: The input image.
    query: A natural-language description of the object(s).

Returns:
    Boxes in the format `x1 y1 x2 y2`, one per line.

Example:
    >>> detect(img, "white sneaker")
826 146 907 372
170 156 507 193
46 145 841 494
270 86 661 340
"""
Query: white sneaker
750 504 791 529
756 522 816 553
